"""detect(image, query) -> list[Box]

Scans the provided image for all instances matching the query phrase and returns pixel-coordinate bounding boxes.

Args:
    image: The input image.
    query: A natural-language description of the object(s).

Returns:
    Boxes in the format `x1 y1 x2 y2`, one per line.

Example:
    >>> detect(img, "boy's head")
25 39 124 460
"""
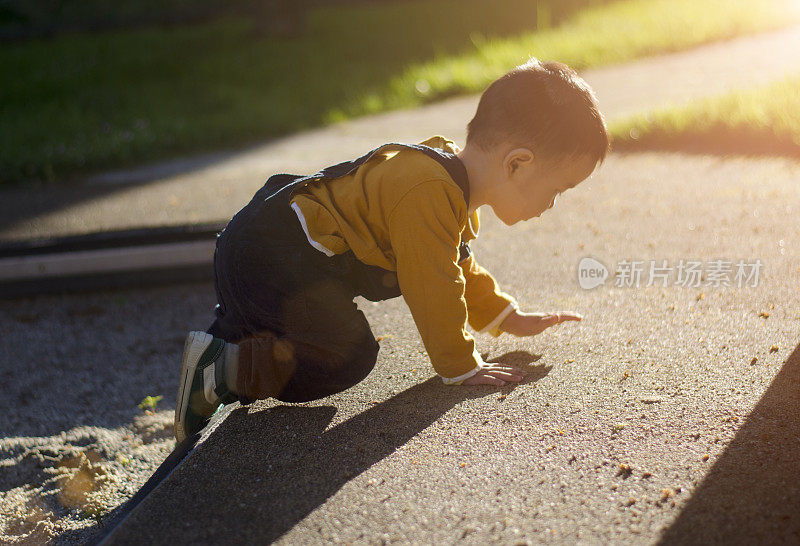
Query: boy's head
463 58 610 224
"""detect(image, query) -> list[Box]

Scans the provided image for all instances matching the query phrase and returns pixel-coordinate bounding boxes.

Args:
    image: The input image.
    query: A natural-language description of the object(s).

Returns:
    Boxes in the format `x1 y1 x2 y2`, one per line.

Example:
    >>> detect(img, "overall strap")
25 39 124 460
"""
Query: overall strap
399 144 473 264
308 143 471 209
401 144 470 209
273 142 474 265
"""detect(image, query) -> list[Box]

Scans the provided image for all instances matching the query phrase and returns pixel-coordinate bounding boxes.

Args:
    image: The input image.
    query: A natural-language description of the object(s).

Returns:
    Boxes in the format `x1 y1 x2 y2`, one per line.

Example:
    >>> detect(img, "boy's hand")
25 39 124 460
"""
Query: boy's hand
499 310 582 337
461 363 525 386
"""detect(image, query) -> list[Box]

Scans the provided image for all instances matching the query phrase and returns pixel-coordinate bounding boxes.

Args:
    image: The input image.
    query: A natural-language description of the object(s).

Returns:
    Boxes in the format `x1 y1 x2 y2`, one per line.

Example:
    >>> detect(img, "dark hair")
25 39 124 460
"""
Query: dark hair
466 58 610 168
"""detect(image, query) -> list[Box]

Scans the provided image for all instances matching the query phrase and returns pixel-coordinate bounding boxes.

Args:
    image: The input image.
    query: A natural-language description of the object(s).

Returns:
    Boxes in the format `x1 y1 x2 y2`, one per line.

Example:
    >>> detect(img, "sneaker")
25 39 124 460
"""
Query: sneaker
174 331 226 443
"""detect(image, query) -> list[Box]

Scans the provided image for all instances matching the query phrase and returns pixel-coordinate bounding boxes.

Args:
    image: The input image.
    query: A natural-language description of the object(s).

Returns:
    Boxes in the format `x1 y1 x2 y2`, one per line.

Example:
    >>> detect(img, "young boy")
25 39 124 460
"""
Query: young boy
175 58 610 443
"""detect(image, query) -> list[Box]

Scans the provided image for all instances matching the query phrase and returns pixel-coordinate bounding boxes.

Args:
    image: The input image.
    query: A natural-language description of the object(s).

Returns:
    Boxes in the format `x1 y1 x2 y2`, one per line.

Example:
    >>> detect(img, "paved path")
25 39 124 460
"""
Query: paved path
2 25 800 241
3 25 800 545
100 150 800 544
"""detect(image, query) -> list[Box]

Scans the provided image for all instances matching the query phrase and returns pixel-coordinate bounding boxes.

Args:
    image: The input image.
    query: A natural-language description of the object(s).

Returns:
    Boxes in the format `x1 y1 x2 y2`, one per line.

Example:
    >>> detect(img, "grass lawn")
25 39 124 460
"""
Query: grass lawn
610 75 800 158
2 0 800 185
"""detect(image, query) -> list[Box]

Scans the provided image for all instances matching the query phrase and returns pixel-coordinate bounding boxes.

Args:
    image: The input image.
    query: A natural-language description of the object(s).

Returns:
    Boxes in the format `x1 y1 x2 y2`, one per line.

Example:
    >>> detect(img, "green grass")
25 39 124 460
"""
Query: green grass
2 0 800 185
610 75 800 158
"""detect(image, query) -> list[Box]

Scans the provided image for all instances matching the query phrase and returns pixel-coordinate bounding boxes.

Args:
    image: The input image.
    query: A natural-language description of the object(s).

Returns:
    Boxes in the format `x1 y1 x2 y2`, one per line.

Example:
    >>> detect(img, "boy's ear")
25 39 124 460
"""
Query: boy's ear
503 148 535 177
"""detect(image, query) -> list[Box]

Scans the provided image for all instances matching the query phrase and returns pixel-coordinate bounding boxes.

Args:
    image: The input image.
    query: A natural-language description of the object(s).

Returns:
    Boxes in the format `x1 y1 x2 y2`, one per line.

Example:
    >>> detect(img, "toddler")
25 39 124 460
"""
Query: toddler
175 58 609 442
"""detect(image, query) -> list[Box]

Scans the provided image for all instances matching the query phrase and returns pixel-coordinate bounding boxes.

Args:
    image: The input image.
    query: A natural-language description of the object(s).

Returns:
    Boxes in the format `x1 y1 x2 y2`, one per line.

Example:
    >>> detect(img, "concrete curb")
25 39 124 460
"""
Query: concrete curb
94 432 201 546
94 404 235 545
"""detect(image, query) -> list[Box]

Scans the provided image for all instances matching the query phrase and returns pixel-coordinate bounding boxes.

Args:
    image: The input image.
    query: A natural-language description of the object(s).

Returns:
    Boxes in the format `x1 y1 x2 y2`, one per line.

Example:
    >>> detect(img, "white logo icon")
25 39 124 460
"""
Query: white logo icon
578 257 609 290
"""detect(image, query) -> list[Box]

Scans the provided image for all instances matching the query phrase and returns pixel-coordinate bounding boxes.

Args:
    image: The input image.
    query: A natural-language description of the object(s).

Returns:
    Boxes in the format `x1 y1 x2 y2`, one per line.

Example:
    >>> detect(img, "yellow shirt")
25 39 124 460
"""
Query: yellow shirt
289 136 517 383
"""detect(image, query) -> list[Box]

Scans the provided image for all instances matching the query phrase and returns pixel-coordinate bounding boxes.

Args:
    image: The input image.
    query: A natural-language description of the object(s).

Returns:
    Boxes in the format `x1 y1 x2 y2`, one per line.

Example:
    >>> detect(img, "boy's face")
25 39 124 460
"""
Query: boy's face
491 149 597 225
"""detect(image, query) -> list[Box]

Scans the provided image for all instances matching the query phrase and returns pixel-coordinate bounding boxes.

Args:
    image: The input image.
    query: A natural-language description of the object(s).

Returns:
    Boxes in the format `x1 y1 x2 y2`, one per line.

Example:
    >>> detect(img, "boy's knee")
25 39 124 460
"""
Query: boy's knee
273 331 379 403
334 335 378 391
323 325 379 380
356 333 380 370
329 328 379 373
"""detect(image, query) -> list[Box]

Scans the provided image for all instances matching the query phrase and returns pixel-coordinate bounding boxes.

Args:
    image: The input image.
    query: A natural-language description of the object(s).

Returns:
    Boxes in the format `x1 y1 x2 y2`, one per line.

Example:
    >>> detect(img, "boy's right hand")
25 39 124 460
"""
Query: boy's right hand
460 363 525 386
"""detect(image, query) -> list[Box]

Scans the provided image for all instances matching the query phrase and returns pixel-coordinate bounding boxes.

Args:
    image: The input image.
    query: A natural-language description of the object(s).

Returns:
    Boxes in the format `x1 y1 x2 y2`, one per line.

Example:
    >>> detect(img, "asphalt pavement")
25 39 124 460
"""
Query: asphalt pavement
95 149 800 544
2 25 800 546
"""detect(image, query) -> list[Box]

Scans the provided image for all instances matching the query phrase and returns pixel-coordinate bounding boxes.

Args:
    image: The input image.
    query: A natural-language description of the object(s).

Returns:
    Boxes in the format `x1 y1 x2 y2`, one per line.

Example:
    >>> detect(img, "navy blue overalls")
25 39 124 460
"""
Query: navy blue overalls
206 143 471 403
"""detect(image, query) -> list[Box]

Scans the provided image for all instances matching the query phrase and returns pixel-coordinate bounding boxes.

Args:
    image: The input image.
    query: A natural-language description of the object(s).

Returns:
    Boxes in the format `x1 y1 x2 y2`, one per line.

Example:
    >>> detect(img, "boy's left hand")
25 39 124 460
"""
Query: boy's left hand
498 310 582 337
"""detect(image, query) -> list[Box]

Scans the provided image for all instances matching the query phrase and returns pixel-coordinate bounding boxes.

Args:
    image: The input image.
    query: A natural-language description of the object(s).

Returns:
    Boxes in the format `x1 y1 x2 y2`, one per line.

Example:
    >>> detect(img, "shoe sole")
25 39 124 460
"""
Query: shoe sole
174 331 214 443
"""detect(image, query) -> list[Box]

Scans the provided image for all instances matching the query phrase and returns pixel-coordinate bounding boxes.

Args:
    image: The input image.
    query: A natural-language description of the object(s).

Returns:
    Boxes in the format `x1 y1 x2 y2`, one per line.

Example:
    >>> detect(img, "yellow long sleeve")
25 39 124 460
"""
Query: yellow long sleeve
388 179 483 382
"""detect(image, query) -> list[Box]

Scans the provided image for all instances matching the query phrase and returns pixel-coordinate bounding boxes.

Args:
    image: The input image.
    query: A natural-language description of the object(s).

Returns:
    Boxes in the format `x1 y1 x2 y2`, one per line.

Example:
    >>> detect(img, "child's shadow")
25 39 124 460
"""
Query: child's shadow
103 351 548 543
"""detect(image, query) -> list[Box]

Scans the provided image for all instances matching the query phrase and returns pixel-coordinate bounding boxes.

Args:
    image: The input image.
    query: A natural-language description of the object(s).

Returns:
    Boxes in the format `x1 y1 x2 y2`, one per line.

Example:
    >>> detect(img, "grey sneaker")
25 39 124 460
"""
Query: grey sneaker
174 331 226 443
